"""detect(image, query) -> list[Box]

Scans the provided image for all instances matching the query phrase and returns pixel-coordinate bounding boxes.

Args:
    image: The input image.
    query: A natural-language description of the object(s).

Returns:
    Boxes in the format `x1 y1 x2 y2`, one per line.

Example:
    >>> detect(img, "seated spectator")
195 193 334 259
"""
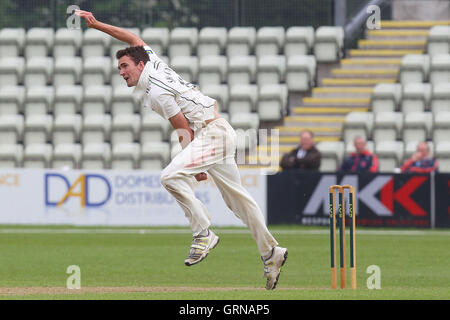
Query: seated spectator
280 130 321 171
401 141 438 173
340 136 378 172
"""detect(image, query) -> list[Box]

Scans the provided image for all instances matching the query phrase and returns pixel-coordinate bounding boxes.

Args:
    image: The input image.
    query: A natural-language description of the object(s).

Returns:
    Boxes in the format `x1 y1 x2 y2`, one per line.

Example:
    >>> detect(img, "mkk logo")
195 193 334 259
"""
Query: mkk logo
45 173 112 207
304 175 428 216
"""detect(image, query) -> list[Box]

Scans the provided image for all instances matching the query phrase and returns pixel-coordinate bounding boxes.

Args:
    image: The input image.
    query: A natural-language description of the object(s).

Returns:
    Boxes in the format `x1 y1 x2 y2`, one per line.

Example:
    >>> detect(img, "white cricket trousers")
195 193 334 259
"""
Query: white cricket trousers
160 118 278 257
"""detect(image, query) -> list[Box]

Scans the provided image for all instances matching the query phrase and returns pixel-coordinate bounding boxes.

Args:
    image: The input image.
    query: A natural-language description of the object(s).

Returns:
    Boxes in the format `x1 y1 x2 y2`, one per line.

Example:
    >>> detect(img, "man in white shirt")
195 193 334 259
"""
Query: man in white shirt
76 10 287 290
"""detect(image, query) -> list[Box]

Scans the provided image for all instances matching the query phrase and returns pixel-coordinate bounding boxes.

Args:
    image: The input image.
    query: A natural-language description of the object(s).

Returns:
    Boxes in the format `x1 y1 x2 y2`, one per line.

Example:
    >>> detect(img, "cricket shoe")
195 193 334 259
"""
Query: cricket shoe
262 246 288 290
184 230 219 266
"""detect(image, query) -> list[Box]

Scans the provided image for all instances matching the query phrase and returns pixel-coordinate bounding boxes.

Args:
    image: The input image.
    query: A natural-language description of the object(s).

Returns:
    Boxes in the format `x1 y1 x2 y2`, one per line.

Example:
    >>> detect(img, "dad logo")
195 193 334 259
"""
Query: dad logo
45 173 111 207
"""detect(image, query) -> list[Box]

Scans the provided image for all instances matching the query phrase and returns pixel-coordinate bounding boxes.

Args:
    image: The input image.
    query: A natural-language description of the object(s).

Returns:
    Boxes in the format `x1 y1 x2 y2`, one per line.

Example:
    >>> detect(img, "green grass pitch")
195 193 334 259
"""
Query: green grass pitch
0 225 448 300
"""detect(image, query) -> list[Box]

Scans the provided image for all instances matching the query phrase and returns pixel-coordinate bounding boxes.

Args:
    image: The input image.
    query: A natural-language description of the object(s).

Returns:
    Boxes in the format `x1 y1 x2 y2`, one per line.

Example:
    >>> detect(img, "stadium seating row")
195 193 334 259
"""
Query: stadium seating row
0 83 287 121
0 54 316 91
317 139 450 173
371 82 450 114
342 111 450 145
399 53 450 85
426 26 450 56
0 26 344 62
0 113 169 147
0 142 170 170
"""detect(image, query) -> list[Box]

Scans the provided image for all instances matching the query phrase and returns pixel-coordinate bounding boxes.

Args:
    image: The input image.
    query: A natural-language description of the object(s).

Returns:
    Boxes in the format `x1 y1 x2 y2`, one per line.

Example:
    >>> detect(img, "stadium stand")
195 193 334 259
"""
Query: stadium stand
82 85 112 115
342 112 373 144
52 143 82 169
255 26 285 58
81 142 111 169
24 57 53 88
110 28 140 58
140 141 170 170
111 86 138 116
426 26 450 56
0 56 25 87
198 55 227 88
286 55 316 92
399 54 430 84
141 27 169 56
170 56 199 84
316 141 344 172
0 144 23 167
201 84 229 113
371 83 402 113
433 111 450 145
81 114 111 145
0 86 25 115
198 27 227 57
256 55 286 86
429 53 450 85
23 114 53 146
228 84 258 117
285 26 314 57
401 83 432 114
435 141 450 172
82 56 112 87
431 82 450 114
373 111 403 145
313 26 344 62
111 142 141 169
53 28 82 58
23 143 53 168
402 111 433 144
1 20 450 172
24 86 53 116
111 113 140 147
0 28 25 57
53 85 83 116
0 114 24 145
82 28 111 58
54 56 82 87
25 28 54 59
226 27 256 57
227 55 257 86
52 114 82 146
168 27 198 59
257 84 288 121
375 140 404 172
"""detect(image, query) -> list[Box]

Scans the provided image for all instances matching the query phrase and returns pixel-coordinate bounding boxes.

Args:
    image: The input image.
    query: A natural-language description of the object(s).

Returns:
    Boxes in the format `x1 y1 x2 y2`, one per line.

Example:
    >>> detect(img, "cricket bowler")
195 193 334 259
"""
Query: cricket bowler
76 9 288 290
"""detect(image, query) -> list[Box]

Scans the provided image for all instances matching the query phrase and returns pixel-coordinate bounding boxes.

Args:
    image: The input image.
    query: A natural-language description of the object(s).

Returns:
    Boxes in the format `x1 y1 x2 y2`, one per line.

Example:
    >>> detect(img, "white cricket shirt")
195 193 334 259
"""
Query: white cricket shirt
133 46 217 132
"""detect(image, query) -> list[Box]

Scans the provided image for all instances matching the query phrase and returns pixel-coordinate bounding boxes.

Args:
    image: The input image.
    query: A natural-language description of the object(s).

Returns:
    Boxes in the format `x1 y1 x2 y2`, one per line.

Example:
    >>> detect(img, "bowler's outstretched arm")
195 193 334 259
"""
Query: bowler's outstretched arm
75 10 146 47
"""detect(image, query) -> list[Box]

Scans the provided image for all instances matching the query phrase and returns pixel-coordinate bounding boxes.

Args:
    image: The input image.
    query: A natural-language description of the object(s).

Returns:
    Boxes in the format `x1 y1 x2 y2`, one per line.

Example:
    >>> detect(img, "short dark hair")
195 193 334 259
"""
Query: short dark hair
116 46 149 65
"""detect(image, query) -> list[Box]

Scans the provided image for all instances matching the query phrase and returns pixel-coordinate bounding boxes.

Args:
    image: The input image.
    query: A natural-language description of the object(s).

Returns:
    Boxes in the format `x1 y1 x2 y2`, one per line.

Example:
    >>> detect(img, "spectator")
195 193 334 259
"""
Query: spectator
340 136 378 172
280 130 321 171
401 141 438 173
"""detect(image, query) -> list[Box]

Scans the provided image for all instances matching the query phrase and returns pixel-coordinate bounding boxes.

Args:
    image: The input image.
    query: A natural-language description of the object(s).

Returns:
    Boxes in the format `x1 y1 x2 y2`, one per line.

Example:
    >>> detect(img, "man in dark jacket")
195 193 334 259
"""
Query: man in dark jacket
340 136 378 172
280 131 321 171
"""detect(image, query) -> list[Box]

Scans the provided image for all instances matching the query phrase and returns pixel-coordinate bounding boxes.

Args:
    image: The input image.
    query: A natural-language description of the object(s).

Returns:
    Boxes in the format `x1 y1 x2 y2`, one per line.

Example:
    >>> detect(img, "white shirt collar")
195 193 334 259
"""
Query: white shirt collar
133 62 151 101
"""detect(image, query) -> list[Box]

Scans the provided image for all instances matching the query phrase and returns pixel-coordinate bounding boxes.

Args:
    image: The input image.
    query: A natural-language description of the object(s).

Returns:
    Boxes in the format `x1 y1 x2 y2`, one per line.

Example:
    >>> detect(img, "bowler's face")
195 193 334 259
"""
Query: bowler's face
118 55 144 87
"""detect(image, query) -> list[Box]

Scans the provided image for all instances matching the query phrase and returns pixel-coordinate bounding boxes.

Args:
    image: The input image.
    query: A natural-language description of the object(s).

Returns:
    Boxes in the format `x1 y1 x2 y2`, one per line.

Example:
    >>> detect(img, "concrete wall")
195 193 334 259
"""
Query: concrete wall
392 0 450 20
